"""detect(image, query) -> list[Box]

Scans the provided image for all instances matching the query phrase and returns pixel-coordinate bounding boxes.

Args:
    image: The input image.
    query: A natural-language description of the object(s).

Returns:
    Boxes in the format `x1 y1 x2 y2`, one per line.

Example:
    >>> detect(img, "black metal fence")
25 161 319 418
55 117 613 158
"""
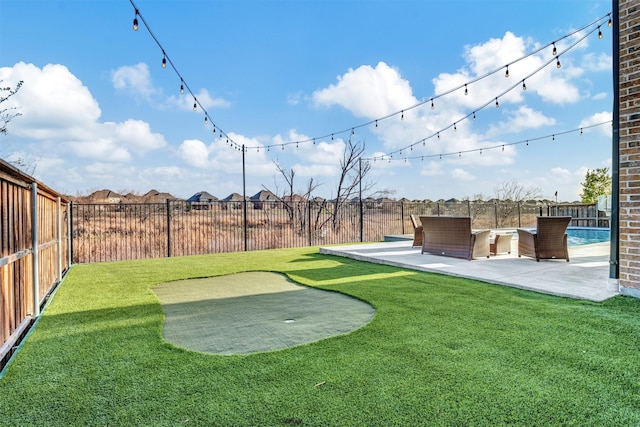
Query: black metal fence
71 200 608 263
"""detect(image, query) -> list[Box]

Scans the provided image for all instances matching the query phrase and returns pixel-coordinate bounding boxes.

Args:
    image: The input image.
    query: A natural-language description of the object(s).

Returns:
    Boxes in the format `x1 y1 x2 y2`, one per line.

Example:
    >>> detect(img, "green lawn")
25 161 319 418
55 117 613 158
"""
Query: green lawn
1 247 640 426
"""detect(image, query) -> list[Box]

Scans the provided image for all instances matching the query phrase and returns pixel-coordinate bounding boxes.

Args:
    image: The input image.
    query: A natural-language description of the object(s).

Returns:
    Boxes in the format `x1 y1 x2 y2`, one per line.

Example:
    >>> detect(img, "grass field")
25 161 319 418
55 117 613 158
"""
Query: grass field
1 247 639 426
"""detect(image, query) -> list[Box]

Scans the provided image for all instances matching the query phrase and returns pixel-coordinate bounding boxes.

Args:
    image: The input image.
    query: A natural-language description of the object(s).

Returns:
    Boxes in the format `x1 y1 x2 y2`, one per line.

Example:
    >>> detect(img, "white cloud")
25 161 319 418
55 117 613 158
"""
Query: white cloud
582 52 612 72
451 168 475 181
111 63 157 99
579 111 612 137
487 106 555 136
1 62 101 136
166 88 230 111
311 61 416 118
0 62 167 164
179 139 210 168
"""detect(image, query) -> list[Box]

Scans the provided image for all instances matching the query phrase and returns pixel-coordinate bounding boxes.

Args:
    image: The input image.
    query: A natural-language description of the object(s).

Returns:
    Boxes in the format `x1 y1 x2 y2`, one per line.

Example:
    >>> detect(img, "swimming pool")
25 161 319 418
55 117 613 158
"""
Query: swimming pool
566 227 610 246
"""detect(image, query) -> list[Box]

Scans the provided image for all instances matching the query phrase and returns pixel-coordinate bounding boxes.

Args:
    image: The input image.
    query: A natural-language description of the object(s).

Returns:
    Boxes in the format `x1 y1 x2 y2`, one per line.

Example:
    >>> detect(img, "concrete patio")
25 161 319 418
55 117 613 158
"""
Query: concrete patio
320 236 618 302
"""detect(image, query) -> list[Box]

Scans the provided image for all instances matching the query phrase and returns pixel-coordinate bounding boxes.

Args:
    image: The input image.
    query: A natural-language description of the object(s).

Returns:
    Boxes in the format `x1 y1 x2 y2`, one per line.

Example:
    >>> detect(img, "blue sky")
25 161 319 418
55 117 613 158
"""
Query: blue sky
0 0 613 201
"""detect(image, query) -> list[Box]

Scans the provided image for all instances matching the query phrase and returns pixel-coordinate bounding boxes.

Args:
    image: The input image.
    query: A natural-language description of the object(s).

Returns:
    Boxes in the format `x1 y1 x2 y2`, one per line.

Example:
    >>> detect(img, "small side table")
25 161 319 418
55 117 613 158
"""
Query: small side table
490 234 512 256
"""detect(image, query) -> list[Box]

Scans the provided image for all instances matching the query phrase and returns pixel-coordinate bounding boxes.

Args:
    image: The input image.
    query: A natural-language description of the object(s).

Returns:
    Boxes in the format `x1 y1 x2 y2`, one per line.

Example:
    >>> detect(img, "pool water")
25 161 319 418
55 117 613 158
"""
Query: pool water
566 227 610 246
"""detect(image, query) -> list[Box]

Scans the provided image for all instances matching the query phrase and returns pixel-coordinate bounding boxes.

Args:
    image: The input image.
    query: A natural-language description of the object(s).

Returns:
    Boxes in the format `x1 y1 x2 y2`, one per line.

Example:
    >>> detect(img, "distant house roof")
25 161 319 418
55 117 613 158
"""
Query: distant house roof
187 191 219 203
223 192 247 202
250 190 277 202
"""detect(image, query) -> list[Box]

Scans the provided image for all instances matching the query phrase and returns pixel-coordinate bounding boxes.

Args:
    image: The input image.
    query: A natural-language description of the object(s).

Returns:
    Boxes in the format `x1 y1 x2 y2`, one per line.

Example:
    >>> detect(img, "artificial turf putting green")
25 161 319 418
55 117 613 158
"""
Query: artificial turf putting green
153 271 375 354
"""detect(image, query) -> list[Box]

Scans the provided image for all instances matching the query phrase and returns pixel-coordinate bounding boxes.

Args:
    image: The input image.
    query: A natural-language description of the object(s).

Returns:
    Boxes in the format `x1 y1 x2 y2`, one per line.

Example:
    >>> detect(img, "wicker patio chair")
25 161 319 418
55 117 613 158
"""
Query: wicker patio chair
419 216 491 260
410 214 423 247
517 216 571 262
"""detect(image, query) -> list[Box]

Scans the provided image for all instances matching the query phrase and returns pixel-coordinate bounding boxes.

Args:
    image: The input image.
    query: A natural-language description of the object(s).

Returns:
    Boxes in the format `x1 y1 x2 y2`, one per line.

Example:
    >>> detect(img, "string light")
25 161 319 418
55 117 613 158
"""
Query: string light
608 15 613 27
495 98 499 108
364 121 610 164
556 57 561 68
132 10 139 31
464 84 468 95
598 26 603 39
130 0 610 157
193 99 197 111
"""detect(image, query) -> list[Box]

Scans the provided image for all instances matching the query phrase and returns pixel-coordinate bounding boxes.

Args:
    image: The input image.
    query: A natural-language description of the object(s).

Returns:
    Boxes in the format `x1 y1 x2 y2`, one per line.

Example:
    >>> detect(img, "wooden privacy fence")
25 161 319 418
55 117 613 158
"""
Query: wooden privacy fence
0 159 70 371
71 199 609 263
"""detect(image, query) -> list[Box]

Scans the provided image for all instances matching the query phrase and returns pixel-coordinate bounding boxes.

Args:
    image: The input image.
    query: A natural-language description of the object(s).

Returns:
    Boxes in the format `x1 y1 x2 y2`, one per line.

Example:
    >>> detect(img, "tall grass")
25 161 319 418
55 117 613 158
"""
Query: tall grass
1 247 639 426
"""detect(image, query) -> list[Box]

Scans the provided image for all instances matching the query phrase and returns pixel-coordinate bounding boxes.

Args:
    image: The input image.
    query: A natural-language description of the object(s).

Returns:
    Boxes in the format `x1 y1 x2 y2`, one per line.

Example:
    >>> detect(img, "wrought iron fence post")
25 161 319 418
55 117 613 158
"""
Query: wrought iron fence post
400 201 405 235
166 199 171 258
494 201 498 229
517 201 521 228
308 200 312 246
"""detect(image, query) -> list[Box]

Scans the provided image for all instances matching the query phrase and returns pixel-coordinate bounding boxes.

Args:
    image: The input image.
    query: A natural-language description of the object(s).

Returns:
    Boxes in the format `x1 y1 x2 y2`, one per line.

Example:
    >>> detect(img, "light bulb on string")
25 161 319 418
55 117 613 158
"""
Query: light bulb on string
437 132 440 140
296 142 299 148
193 100 197 111
313 138 316 145
480 149 482 155
580 128 583 135
473 112 476 121
375 120 378 128
495 98 499 108
351 128 355 136
608 16 613 27
464 84 468 95
162 56 167 69
505 66 509 78
502 145 504 152
133 11 139 31
401 110 404 120
431 99 434 109
552 42 557 56
454 122 457 131
522 80 527 91
331 134 334 141
556 57 561 68
204 116 208 125
552 134 555 141
282 144 285 150
598 26 603 39
180 84 184 94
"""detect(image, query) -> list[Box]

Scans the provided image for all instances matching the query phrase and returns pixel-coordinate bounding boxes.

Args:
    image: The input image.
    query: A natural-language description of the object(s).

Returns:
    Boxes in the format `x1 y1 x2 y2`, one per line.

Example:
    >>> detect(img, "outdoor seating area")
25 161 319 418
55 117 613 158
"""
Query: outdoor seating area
419 216 491 260
415 215 571 262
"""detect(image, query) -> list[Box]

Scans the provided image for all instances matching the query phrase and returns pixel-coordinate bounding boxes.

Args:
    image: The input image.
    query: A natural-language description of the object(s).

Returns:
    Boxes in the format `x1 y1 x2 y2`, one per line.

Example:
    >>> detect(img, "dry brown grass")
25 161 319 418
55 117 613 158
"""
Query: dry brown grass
71 201 595 263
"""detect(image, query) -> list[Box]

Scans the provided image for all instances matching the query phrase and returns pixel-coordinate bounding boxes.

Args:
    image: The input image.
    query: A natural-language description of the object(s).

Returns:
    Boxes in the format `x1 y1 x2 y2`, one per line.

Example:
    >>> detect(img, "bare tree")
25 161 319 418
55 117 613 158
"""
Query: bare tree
493 179 542 202
493 180 542 227
1 80 23 136
330 138 372 231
